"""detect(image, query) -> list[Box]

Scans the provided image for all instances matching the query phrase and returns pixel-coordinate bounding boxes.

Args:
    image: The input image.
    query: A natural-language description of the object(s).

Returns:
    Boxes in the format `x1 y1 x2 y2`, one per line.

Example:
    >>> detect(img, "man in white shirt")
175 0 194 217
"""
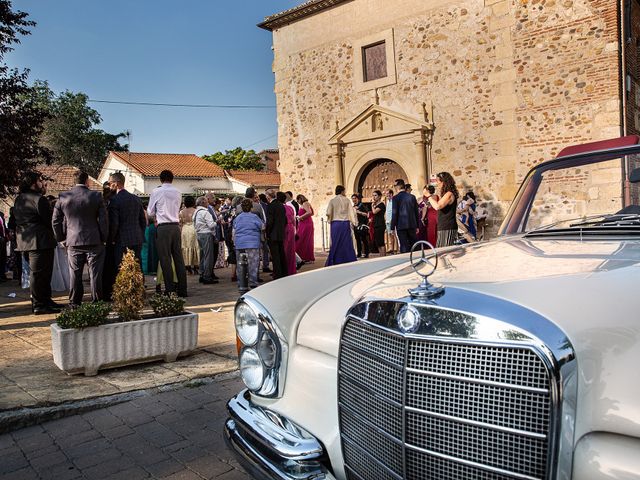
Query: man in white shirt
193 196 217 285
147 170 187 297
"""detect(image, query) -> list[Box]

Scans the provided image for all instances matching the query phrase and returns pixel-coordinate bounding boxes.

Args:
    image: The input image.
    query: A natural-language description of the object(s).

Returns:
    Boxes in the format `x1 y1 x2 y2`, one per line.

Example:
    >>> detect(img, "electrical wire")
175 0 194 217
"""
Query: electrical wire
245 133 277 148
88 99 276 109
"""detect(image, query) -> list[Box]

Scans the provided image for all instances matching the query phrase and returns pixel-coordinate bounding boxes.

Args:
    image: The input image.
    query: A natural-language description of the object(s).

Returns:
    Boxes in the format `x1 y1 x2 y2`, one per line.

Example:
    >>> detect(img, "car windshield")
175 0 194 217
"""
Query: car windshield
499 145 640 235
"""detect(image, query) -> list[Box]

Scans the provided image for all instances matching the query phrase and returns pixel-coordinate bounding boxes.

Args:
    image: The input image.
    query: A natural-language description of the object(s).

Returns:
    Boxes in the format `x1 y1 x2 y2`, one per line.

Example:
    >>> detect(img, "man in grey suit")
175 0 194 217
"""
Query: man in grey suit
53 171 108 307
107 172 147 270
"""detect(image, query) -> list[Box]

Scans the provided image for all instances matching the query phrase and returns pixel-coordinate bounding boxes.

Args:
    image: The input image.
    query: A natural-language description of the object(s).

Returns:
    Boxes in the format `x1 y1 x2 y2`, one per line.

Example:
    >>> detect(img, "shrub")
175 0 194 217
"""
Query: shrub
149 293 186 318
112 249 145 321
56 302 111 329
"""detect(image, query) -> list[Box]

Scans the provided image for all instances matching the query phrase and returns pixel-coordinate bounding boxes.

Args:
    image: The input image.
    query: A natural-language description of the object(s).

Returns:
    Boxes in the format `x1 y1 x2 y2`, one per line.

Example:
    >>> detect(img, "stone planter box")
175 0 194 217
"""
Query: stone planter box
51 312 198 376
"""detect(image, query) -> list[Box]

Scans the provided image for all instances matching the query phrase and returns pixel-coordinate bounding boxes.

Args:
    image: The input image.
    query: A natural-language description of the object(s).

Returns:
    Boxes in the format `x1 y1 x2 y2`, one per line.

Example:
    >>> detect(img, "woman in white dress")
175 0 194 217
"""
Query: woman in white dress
179 196 200 275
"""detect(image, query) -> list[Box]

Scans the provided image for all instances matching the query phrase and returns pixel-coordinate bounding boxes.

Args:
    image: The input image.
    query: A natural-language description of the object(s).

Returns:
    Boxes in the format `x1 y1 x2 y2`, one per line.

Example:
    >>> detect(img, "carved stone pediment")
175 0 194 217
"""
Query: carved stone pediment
329 104 434 145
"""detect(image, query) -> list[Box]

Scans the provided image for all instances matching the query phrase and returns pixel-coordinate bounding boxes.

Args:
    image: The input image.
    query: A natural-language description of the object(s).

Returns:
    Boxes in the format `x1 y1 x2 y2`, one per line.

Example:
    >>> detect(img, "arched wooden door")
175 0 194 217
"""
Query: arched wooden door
357 159 407 201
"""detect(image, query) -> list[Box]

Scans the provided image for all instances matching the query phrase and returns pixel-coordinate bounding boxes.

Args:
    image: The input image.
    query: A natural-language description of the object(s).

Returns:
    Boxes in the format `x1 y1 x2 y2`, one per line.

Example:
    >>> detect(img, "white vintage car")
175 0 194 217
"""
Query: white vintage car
225 137 640 480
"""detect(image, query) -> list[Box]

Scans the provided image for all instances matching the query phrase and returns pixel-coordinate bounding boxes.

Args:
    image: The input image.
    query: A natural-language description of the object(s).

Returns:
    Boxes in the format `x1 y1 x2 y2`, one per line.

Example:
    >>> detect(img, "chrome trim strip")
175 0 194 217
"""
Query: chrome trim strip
342 436 403 480
401 333 409 477
405 443 543 480
404 406 547 440
405 367 550 394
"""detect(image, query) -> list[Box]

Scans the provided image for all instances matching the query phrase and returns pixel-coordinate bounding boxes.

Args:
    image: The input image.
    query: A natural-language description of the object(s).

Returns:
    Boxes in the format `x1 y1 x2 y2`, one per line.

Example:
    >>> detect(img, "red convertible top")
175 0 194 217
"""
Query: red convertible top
557 135 640 158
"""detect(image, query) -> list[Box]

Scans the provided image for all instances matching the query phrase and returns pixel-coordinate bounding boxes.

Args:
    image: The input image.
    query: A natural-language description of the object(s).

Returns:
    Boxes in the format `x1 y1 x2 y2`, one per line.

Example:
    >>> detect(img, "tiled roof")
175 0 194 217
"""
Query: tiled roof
228 170 281 188
258 0 353 31
110 151 225 178
38 165 102 195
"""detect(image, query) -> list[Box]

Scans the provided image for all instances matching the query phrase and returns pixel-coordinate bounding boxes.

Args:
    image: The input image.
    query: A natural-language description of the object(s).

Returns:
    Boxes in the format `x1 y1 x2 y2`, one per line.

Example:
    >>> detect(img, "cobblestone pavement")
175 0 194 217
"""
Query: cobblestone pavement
0 375 251 480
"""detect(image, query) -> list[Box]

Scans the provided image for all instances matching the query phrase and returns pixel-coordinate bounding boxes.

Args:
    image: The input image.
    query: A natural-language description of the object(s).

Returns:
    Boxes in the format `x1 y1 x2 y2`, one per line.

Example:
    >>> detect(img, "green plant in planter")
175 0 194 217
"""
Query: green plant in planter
149 293 186 318
56 302 111 329
112 249 145 321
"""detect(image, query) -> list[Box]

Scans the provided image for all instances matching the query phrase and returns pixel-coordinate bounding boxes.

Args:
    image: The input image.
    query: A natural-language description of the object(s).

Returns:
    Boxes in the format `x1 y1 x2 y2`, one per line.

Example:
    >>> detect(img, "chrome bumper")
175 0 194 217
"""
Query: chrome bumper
224 390 332 480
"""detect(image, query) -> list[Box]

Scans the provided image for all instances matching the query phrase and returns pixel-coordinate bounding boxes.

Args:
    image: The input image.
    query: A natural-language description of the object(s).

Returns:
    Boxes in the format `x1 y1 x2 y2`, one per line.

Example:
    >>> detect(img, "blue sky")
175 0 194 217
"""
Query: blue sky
6 0 302 155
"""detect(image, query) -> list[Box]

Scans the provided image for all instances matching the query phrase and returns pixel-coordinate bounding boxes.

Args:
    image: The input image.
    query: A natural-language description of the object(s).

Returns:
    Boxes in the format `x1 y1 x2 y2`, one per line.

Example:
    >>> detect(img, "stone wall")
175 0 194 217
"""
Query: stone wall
269 0 622 241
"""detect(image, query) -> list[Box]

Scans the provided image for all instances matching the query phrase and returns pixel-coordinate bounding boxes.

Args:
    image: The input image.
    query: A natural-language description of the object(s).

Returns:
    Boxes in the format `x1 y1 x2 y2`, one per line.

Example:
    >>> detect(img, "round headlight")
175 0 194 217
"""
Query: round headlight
257 333 277 368
240 348 265 391
235 302 260 346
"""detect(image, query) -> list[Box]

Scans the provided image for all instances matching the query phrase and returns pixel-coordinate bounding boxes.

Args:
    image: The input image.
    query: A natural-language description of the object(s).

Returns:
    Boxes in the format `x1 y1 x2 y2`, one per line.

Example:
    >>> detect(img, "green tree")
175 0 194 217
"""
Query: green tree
202 147 264 171
0 0 51 198
34 81 128 177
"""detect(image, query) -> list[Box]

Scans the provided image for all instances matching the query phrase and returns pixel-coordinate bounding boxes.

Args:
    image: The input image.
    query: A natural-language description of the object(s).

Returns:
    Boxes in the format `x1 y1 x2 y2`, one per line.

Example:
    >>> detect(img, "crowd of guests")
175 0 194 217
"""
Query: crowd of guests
141 174 318 293
1 167 487 309
0 168 320 312
325 172 487 266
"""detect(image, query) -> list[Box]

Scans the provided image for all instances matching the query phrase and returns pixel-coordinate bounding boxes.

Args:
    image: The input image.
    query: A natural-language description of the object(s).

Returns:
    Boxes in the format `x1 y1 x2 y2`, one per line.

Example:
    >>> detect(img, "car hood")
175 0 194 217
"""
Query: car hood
295 235 640 441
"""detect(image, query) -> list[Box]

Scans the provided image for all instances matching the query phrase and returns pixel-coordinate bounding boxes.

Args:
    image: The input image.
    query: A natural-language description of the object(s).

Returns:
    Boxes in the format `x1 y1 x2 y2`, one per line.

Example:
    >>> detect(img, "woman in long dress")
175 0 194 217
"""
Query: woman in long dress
179 196 199 275
326 185 357 266
283 197 297 275
142 217 158 275
418 187 430 241
425 185 439 247
295 194 315 262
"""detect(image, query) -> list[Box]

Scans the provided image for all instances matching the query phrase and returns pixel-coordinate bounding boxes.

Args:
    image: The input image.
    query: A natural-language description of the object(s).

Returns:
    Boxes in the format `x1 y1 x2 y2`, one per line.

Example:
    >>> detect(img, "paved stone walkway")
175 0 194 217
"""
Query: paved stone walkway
0 375 250 480
0 254 327 415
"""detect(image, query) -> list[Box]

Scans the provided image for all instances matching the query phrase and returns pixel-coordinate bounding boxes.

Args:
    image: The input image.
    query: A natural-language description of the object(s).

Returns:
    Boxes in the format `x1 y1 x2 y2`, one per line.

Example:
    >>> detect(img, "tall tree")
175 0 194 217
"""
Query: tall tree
0 0 50 198
34 81 128 177
202 147 264 171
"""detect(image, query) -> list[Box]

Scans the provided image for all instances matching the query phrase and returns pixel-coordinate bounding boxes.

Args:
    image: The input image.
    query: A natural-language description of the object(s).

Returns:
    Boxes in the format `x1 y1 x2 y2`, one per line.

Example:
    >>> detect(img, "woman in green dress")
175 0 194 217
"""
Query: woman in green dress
142 212 159 275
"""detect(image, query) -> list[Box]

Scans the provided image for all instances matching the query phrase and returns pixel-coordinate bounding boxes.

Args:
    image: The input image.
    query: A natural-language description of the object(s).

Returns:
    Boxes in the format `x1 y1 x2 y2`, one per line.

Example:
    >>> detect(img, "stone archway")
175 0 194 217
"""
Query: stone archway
328 103 434 196
357 159 407 200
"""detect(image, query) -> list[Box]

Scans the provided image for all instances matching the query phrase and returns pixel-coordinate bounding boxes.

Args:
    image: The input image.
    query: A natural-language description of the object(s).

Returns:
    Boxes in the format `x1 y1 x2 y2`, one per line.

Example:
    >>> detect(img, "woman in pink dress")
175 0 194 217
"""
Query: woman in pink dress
295 194 315 262
283 195 297 275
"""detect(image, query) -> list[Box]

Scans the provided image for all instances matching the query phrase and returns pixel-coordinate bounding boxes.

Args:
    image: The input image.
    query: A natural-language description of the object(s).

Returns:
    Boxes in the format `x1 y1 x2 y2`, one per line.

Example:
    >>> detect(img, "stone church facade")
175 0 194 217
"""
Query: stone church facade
260 0 639 239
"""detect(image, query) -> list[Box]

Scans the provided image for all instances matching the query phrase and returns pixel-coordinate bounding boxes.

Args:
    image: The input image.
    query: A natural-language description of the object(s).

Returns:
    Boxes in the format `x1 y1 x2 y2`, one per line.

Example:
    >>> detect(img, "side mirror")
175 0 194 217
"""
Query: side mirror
630 167 640 183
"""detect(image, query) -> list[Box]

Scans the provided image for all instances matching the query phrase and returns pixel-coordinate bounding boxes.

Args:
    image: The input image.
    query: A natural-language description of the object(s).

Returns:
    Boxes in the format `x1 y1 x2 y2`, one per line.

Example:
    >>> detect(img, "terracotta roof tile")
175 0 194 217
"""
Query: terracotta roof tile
228 170 281 188
110 151 225 178
259 0 352 30
38 165 102 195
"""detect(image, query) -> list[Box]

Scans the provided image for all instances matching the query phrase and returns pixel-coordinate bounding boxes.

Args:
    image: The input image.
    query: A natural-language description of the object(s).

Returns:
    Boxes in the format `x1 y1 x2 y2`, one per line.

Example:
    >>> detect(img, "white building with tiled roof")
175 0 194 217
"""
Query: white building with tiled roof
98 151 232 195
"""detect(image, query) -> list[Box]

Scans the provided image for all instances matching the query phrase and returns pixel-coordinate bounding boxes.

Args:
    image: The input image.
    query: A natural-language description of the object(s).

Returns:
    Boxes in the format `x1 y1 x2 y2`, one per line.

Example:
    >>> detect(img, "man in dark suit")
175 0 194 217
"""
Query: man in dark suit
13 172 61 314
52 171 108 307
391 178 420 253
265 189 288 279
107 172 147 270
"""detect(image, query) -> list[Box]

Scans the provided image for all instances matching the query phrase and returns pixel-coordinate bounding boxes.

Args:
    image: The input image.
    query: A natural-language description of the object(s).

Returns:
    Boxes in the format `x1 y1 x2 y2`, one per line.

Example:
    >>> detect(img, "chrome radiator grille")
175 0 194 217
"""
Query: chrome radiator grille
338 316 554 480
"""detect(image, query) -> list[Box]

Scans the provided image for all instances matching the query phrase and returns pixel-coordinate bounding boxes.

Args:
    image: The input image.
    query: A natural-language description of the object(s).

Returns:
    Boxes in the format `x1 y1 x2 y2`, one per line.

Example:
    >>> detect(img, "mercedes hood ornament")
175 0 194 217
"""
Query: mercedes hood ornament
408 241 444 300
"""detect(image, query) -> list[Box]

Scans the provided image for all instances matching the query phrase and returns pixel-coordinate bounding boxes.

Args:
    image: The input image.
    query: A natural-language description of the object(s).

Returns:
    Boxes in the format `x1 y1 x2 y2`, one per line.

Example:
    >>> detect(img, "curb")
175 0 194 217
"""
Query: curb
0 370 240 434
